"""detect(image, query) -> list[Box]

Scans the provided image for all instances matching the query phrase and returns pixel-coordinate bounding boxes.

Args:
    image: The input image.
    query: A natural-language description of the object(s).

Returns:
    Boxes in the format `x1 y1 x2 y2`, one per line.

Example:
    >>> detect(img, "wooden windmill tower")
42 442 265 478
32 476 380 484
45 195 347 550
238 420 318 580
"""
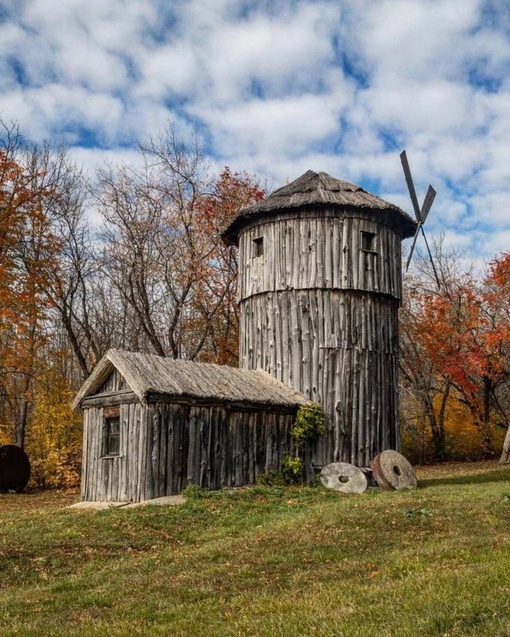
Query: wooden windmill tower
223 170 417 467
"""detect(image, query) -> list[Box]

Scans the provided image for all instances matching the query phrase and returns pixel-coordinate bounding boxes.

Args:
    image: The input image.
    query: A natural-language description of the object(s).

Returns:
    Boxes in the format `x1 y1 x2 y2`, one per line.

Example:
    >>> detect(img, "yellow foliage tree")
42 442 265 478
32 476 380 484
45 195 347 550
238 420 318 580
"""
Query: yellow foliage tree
25 359 82 489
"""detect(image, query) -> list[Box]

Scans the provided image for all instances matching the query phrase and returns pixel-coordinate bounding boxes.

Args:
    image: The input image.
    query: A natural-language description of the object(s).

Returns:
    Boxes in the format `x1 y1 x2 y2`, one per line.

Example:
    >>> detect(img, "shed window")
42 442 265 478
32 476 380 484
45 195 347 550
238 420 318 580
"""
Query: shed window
253 236 264 257
361 231 377 253
103 416 120 456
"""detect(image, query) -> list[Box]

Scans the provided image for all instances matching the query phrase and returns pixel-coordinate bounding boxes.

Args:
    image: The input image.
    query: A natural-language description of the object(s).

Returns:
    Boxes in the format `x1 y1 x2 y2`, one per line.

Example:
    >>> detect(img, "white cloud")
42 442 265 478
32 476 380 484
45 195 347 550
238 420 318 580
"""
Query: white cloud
0 0 509 263
194 89 351 158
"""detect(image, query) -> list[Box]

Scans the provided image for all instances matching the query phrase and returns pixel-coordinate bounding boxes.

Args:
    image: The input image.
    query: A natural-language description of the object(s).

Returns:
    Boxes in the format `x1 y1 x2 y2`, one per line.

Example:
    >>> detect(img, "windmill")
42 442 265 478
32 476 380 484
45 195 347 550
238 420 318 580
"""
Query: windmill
400 150 440 288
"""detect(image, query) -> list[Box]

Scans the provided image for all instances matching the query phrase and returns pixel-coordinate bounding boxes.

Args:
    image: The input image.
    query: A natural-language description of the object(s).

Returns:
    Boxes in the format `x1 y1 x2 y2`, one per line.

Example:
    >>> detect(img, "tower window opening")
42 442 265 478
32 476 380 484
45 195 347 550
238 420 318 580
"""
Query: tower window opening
361 231 377 253
253 236 264 257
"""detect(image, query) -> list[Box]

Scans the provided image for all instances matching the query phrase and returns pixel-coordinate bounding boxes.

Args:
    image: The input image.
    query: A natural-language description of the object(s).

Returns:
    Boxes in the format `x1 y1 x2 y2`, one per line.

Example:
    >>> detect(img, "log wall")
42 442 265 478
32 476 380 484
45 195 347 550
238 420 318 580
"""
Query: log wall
238 211 403 467
239 211 403 301
81 401 295 502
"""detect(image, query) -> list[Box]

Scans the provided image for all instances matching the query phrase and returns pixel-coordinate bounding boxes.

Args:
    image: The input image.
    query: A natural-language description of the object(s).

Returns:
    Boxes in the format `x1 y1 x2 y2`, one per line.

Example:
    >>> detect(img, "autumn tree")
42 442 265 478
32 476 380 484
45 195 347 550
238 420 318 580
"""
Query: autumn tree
96 128 264 363
186 166 264 363
401 242 510 461
0 123 62 447
400 279 452 461
482 252 510 463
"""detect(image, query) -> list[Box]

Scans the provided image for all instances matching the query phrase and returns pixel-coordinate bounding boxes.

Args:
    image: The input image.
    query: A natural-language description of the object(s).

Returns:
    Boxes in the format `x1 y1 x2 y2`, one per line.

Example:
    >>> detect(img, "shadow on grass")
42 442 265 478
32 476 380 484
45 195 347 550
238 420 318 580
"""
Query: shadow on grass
418 469 510 489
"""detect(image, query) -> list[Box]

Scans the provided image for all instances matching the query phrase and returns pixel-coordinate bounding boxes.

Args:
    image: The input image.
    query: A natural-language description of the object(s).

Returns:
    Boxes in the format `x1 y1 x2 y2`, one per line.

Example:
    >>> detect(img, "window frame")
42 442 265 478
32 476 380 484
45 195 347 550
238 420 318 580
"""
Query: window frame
102 407 121 457
253 236 264 258
360 231 377 254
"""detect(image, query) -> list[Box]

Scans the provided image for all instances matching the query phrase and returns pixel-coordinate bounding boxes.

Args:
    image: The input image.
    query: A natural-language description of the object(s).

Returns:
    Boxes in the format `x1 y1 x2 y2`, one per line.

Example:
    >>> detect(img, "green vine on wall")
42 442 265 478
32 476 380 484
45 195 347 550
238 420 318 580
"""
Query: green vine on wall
292 402 326 448
258 403 326 486
281 403 326 484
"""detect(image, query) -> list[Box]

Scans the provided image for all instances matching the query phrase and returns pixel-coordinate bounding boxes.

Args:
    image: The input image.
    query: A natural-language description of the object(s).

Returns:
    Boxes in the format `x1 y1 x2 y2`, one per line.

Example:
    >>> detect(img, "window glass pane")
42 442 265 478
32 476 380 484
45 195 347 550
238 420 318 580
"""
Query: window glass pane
104 417 120 456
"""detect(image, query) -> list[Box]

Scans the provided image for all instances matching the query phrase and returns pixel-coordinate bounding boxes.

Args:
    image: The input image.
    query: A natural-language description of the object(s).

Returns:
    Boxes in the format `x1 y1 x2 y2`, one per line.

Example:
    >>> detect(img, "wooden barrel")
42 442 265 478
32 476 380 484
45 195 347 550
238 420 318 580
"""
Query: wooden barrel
0 445 31 492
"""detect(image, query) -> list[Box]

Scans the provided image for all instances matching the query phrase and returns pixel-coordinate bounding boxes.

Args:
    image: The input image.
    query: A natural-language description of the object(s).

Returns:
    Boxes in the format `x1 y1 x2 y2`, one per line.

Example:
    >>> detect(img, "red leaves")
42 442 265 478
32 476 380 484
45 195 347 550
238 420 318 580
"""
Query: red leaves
0 147 61 405
198 166 265 231
404 252 510 451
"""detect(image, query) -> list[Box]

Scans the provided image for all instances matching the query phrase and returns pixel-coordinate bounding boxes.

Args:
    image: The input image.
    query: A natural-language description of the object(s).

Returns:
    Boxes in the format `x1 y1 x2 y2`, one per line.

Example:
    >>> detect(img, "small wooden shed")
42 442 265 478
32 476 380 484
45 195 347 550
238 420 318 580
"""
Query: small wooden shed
73 349 308 502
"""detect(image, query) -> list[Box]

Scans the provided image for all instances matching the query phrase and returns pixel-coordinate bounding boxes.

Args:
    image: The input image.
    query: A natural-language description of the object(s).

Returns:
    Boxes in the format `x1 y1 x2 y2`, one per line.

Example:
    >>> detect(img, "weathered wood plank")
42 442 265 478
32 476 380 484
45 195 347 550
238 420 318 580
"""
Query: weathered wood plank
239 213 402 300
240 289 400 466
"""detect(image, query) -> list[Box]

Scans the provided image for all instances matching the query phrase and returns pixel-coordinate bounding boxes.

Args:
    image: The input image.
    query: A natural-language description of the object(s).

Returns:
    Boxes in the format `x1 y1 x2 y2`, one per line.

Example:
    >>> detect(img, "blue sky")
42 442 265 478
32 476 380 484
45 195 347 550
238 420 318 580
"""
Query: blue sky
1 0 509 263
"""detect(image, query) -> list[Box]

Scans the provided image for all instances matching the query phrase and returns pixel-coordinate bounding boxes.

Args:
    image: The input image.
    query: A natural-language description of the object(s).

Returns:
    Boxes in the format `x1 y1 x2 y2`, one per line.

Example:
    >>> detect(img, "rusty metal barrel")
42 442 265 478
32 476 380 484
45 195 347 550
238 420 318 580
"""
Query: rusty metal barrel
0 445 31 492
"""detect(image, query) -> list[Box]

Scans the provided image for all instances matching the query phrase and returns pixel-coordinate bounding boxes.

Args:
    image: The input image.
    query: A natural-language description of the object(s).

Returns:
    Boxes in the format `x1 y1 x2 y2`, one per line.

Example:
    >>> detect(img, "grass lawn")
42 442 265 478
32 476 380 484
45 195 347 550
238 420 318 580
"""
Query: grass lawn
1 461 510 636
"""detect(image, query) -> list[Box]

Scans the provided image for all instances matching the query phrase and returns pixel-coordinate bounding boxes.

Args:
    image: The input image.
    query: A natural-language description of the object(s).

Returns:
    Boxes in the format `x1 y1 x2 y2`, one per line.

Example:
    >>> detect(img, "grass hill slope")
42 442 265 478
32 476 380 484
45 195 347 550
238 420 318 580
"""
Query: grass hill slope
1 462 510 637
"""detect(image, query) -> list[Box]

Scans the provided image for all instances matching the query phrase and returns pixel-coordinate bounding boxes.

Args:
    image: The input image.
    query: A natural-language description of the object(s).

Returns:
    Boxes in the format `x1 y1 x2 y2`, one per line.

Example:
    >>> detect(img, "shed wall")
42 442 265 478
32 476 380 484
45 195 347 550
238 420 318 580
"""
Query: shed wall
81 401 295 502
81 402 146 502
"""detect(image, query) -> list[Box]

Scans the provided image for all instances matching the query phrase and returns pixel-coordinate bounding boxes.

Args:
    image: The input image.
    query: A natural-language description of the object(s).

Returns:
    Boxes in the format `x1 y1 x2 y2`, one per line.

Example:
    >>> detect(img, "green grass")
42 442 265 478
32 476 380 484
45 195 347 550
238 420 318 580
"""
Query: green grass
1 462 510 636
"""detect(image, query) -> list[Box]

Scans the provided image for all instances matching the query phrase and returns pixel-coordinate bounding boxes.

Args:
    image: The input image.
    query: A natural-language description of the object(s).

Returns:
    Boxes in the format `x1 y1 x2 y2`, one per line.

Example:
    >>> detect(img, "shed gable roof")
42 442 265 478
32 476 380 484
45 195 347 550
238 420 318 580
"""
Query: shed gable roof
222 169 417 244
73 349 309 410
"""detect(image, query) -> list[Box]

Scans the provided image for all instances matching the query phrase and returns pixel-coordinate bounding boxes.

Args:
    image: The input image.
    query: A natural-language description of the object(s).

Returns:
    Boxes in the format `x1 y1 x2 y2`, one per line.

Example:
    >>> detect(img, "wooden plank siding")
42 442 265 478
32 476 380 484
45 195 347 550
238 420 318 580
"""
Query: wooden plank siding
81 400 296 502
238 211 403 468
97 367 129 394
239 211 403 301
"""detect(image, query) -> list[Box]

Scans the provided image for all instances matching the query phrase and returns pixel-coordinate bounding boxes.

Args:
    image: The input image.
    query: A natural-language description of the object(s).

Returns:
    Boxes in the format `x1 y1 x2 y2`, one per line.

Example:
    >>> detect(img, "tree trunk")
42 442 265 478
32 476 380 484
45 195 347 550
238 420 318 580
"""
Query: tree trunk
500 425 510 464
16 399 29 450
480 375 495 456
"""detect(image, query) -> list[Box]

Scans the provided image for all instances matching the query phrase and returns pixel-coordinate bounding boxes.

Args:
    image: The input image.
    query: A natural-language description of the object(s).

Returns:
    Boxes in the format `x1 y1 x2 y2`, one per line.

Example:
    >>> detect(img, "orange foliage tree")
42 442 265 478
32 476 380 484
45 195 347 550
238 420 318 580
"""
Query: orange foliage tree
192 167 265 364
483 252 510 462
0 127 60 448
401 248 510 462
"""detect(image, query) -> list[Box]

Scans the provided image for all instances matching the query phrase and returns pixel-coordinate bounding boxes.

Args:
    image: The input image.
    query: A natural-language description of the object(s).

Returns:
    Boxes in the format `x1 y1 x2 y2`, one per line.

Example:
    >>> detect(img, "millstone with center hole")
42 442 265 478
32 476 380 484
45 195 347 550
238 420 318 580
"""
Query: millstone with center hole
320 462 367 494
0 445 31 493
371 450 417 490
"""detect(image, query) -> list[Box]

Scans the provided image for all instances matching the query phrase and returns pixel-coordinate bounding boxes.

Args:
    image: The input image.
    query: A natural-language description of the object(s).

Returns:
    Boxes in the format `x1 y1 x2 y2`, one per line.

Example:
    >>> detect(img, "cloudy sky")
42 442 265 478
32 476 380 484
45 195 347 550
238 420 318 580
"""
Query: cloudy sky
1 0 509 262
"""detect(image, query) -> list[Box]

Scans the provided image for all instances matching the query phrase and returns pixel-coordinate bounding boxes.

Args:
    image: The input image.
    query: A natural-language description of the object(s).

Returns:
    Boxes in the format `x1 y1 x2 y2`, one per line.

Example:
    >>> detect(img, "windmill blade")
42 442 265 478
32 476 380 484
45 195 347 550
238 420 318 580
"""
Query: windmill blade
420 185 436 223
400 150 421 220
405 221 422 271
420 226 441 289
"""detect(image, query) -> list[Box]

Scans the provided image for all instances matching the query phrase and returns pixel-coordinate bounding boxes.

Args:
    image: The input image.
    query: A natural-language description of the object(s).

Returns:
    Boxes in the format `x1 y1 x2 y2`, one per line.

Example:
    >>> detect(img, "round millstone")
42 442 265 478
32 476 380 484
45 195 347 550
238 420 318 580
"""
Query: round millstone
320 462 367 494
371 450 417 490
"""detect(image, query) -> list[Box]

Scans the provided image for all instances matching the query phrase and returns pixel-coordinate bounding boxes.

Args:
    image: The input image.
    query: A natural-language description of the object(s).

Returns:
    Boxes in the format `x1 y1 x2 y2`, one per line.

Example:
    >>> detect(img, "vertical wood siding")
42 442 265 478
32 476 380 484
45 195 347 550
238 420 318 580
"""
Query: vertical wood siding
239 213 403 301
81 401 295 502
96 368 129 394
238 211 403 467
239 290 399 466
81 402 145 502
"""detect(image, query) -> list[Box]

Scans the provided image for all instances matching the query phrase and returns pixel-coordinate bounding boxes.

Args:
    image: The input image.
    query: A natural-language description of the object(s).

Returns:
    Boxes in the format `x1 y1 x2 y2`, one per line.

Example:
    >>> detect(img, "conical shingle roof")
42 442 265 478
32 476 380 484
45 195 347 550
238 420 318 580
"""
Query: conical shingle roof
223 169 416 244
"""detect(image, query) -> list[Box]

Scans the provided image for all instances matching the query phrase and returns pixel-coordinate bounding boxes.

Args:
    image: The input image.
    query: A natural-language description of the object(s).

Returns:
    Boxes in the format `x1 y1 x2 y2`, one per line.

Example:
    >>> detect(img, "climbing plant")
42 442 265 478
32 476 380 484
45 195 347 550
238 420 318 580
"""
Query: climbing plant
280 403 326 484
292 402 326 447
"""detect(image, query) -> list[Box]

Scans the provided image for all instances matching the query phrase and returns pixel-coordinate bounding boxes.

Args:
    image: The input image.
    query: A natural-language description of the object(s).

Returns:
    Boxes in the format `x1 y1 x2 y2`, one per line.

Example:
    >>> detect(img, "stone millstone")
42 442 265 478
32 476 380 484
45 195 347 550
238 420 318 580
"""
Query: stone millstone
320 462 367 494
371 450 417 490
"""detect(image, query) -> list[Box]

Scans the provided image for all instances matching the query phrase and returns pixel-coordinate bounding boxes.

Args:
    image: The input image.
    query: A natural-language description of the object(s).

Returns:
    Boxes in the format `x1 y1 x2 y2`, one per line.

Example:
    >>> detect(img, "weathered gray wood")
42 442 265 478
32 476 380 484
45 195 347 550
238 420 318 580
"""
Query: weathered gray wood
238 214 403 301
81 397 297 502
73 350 309 411
239 289 400 467
80 390 139 408
234 189 408 469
